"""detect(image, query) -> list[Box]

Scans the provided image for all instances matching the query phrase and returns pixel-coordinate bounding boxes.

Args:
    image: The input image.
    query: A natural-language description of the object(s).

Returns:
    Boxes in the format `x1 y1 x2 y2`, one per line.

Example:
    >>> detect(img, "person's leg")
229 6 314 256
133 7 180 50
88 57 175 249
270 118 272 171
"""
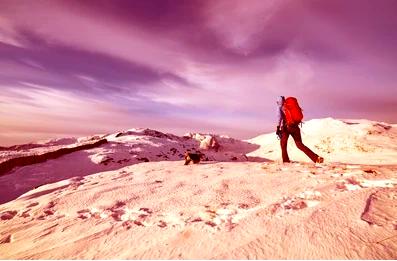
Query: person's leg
280 129 290 163
289 125 319 163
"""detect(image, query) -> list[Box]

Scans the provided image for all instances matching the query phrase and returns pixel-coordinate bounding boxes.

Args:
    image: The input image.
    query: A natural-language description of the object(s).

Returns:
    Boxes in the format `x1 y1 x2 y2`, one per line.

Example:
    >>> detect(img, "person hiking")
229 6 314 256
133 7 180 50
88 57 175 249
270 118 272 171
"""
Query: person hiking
276 96 324 163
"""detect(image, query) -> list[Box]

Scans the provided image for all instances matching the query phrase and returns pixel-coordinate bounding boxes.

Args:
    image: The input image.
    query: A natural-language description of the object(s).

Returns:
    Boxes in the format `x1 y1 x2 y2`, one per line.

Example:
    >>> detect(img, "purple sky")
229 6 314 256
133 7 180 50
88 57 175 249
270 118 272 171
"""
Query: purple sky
1 0 397 145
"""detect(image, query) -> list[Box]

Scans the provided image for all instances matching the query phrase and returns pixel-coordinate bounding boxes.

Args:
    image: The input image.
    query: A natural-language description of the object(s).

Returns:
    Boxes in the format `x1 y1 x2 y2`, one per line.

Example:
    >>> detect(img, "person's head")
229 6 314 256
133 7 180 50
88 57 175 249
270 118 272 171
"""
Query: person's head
277 96 285 106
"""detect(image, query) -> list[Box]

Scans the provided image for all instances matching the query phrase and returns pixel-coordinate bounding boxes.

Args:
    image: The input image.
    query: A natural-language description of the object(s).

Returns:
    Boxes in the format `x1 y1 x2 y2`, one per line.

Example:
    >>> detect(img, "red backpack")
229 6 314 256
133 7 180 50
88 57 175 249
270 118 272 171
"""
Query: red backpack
282 97 303 126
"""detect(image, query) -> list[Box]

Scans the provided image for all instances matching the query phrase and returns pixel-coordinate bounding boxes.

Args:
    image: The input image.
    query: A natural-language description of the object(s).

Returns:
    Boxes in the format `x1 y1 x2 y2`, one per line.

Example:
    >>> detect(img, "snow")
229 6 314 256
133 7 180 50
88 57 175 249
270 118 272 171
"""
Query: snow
247 118 397 164
0 118 396 259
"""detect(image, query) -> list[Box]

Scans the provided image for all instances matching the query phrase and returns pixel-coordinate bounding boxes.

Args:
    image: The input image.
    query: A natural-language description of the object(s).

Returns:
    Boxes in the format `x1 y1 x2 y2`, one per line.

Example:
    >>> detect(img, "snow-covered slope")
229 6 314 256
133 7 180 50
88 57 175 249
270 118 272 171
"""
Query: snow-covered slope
0 118 396 259
0 128 259 204
247 118 397 164
0 161 396 259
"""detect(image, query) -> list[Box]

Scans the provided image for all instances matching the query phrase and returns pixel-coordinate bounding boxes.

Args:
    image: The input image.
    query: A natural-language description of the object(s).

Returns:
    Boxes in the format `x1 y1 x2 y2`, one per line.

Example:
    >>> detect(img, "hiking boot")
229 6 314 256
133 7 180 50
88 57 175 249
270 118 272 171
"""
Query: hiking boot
316 156 324 163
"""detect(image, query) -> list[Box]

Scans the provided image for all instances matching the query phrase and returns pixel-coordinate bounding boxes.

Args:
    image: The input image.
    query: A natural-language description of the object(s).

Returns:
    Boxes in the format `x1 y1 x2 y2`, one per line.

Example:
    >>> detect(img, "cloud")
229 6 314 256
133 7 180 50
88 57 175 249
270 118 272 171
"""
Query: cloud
0 84 259 145
0 84 169 145
204 0 286 53
0 0 396 145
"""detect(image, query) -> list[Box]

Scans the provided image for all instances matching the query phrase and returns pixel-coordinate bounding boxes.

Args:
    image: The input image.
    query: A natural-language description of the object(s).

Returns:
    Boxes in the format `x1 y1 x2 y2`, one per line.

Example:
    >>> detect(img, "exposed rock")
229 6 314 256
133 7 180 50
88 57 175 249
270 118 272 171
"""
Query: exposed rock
185 133 220 151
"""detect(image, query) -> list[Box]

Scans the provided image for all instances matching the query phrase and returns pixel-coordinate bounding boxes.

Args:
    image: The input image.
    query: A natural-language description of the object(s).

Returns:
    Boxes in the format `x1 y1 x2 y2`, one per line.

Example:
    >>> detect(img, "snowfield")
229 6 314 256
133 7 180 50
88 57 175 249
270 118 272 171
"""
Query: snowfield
0 118 396 259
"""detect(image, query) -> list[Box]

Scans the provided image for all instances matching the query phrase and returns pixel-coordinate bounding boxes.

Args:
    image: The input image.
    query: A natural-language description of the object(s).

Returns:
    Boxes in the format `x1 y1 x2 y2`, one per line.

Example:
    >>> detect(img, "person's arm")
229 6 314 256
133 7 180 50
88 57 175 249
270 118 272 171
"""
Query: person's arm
276 101 284 128
276 105 283 138
277 107 283 128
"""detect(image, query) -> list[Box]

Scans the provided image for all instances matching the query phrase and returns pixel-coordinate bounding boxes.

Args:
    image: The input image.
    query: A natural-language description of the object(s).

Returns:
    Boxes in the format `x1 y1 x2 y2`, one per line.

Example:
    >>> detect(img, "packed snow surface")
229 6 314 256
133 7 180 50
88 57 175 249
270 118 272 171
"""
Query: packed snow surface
0 118 396 259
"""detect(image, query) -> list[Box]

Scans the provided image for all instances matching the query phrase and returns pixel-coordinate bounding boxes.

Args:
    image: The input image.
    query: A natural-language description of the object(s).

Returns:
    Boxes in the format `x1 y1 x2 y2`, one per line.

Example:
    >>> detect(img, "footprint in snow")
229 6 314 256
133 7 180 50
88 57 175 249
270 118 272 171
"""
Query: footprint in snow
76 202 155 228
0 234 13 244
269 190 322 215
73 202 293 231
185 204 256 231
27 202 39 208
77 208 108 220
37 201 57 220
0 210 18 220
20 209 32 218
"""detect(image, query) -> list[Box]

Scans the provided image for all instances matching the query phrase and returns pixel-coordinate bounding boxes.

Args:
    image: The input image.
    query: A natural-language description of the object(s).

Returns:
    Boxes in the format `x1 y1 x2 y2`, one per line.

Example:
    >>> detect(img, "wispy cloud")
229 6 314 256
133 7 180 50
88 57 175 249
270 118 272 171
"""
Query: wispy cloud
0 0 396 145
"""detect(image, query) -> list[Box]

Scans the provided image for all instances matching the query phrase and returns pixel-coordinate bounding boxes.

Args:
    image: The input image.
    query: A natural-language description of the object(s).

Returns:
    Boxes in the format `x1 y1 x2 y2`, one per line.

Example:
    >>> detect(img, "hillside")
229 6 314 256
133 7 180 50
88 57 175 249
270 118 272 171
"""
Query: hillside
247 118 397 164
0 118 396 259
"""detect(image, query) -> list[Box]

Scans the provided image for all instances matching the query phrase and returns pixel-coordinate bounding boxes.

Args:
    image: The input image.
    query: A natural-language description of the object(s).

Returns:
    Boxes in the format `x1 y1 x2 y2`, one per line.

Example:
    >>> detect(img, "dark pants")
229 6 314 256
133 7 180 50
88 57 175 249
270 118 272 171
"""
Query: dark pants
280 125 319 163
